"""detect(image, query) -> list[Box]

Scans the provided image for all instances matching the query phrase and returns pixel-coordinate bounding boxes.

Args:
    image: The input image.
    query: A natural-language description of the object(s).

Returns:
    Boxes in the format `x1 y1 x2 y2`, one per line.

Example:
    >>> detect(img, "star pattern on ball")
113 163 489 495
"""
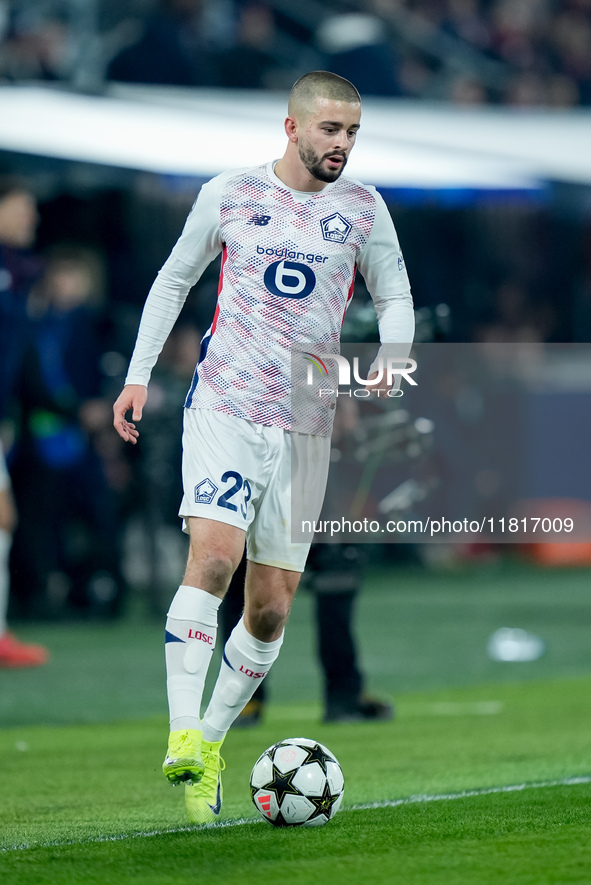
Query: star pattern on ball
267 763 302 806
307 780 341 822
301 743 332 775
250 739 344 827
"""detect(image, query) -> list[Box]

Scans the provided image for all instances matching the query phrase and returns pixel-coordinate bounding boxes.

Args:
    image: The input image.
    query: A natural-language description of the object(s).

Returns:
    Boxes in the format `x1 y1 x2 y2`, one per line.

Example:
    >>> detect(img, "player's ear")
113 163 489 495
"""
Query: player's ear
284 115 298 143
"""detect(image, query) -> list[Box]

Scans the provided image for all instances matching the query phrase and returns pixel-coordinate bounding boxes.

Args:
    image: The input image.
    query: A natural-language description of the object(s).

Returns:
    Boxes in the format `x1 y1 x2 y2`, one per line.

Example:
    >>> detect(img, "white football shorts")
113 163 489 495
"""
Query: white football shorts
179 407 330 572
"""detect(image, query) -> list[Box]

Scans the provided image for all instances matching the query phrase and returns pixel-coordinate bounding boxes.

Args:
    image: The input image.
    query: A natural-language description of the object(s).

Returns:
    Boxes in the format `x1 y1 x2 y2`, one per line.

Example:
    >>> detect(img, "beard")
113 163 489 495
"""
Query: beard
298 142 348 183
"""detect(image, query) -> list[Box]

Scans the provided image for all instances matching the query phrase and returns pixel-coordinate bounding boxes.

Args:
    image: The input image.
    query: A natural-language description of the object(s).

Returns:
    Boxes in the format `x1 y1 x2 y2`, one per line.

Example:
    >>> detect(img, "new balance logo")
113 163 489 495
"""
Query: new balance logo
248 214 271 226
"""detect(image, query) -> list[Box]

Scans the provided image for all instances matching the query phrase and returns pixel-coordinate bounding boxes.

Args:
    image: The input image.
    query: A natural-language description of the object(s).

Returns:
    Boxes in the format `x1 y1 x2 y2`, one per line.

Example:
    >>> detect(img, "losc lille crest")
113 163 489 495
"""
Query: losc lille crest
194 477 218 504
320 213 352 244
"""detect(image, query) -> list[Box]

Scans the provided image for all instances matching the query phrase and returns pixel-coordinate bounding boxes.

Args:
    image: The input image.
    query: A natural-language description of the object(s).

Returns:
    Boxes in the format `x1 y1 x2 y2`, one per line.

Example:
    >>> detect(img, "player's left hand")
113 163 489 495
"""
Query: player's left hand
365 370 393 396
113 384 147 444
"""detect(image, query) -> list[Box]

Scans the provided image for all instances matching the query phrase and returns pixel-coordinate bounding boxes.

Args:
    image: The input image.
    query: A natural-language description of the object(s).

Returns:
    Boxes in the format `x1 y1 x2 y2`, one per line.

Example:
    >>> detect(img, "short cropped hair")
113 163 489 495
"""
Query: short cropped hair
288 71 361 118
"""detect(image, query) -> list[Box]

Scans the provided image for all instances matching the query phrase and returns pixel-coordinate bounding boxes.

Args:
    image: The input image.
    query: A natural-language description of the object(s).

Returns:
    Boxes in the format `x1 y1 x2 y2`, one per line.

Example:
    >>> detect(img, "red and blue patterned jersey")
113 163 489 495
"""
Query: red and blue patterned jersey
126 162 413 435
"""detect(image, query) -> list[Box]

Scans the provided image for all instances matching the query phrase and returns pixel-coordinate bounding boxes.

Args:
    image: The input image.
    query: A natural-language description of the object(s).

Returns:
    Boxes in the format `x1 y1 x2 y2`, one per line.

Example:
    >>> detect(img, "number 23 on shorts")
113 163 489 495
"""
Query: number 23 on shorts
217 470 252 520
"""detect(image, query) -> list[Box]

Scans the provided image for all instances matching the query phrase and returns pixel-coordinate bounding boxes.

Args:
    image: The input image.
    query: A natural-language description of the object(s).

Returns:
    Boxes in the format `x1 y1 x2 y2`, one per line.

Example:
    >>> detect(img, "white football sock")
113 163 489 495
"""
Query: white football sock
0 529 11 636
165 585 221 731
201 616 283 743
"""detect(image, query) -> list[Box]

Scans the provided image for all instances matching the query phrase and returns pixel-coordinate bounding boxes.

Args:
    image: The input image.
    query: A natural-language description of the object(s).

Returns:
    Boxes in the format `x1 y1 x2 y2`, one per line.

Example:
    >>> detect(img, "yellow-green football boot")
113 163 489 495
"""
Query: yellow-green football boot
162 729 204 786
185 738 225 824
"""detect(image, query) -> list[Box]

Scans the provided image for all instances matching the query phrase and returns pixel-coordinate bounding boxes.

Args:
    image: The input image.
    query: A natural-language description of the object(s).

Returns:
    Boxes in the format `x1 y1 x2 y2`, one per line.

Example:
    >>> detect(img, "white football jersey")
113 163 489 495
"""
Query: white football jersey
126 161 414 435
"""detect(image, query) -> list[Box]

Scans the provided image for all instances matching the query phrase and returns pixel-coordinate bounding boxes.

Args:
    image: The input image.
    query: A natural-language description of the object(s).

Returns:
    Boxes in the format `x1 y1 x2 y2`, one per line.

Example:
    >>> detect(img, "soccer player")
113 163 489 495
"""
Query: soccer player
113 71 414 825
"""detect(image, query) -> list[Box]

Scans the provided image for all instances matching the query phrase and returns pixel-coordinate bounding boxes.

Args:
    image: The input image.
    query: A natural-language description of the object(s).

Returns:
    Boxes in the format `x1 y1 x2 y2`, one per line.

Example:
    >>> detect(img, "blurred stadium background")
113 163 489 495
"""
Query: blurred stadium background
2 3 591 882
1 0 591 716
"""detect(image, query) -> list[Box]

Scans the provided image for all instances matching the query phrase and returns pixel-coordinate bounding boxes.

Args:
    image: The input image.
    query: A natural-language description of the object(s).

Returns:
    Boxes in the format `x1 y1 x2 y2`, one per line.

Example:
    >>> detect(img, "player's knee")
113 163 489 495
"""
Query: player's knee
204 554 236 592
249 602 289 640
186 552 236 595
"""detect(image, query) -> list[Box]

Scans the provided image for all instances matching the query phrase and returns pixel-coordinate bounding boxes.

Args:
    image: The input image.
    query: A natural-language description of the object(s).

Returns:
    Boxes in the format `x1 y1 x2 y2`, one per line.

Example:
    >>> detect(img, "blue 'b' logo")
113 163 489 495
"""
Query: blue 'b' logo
263 260 316 299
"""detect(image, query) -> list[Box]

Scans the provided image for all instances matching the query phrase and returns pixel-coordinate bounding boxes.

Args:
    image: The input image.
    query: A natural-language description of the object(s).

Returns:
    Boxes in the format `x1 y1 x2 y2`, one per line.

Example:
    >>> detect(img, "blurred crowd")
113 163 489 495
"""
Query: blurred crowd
0 0 590 107
0 190 205 630
0 178 127 622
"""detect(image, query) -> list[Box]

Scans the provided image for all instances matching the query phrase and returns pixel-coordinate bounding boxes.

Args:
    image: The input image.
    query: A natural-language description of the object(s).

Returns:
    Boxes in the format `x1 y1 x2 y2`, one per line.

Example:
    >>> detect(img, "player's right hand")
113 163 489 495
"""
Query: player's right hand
113 384 148 444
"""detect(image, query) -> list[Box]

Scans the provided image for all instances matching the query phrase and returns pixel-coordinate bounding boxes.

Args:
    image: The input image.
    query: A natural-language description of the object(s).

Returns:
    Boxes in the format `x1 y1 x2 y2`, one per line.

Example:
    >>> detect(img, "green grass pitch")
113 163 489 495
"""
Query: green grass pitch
1 561 591 883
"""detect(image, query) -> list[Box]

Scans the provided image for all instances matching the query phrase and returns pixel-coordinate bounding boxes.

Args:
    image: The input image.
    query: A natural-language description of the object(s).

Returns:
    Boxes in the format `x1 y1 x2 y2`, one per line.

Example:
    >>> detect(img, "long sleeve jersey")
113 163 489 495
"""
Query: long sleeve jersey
126 161 414 435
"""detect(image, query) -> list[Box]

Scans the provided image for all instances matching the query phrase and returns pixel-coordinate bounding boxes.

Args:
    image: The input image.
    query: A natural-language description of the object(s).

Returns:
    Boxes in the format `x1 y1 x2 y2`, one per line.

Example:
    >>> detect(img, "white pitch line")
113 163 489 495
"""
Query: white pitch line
2 775 591 853
348 775 591 811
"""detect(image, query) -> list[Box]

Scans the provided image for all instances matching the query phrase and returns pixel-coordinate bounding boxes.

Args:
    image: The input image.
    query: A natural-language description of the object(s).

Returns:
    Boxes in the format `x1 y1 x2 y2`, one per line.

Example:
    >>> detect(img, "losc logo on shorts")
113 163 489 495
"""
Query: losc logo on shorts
194 478 218 504
320 212 352 244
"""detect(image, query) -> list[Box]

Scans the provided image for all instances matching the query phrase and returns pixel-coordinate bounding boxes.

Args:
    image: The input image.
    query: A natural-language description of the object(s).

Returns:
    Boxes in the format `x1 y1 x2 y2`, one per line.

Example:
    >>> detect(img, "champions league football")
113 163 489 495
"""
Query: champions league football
250 738 344 827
